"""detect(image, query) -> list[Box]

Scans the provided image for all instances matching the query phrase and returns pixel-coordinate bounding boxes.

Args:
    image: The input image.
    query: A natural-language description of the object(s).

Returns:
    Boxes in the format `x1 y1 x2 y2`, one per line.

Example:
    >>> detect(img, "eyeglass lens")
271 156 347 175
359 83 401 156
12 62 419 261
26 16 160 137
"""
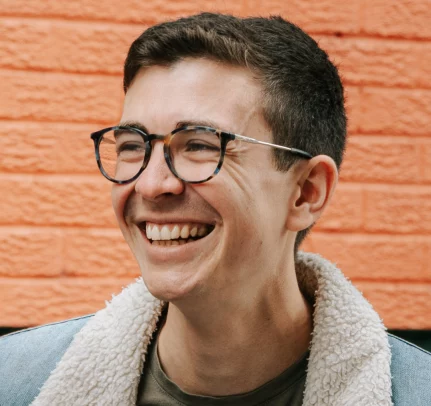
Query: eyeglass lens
98 127 222 183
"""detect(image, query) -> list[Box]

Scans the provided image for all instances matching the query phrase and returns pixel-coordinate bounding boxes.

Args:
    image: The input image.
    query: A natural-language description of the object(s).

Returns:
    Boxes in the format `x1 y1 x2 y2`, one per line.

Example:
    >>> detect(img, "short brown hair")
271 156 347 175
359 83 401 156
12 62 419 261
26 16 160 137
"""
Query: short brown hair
124 13 346 251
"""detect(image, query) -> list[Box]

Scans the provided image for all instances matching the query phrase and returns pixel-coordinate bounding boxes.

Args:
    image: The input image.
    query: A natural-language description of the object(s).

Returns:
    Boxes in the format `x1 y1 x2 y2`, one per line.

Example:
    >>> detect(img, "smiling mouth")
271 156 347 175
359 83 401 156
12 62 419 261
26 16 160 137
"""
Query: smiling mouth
141 222 215 246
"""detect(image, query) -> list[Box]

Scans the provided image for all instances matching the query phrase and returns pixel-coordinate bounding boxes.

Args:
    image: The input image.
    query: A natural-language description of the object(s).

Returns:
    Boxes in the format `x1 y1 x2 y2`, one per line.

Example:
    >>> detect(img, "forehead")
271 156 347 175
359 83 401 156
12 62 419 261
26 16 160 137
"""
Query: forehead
121 58 265 134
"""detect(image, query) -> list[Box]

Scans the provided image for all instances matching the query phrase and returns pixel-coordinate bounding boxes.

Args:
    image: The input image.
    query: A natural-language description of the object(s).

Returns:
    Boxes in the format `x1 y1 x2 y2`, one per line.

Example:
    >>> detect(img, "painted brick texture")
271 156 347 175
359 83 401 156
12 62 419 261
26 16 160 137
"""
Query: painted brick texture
0 0 430 329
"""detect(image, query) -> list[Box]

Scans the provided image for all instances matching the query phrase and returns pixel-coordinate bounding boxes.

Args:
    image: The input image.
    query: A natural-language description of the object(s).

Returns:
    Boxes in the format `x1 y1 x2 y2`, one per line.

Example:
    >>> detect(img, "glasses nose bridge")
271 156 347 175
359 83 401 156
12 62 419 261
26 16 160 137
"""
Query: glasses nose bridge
146 133 169 145
144 132 174 178
146 132 171 164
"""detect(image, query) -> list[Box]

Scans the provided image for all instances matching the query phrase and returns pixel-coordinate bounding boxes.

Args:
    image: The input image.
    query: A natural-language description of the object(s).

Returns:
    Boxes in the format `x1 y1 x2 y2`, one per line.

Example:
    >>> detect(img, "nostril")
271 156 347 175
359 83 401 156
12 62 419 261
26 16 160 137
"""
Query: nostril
134 160 185 199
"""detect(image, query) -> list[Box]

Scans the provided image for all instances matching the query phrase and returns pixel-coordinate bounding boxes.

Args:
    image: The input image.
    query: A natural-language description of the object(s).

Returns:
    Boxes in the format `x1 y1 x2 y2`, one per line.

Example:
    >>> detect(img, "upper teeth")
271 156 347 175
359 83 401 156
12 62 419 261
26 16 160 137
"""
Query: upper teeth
145 223 210 241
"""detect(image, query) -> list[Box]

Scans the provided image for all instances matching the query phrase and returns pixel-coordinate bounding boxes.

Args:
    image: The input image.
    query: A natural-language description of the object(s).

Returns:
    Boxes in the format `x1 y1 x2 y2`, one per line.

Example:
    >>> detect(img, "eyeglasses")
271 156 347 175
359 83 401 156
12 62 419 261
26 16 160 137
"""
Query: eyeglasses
90 125 313 184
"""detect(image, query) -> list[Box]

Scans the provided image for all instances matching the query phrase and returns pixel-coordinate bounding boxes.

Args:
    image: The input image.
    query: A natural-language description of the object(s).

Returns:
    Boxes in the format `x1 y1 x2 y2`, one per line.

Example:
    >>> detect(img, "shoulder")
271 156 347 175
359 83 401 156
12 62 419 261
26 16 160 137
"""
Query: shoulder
0 314 93 406
389 334 431 406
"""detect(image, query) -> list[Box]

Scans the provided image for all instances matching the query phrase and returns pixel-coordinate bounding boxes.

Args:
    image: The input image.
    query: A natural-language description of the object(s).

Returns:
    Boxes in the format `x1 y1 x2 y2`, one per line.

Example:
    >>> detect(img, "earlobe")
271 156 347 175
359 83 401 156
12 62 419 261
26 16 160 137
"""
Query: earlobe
286 156 338 232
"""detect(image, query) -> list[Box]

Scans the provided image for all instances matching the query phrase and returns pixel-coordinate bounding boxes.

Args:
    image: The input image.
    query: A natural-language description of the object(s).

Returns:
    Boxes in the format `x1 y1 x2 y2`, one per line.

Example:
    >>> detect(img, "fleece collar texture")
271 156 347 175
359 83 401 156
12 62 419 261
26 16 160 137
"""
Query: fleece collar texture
31 252 393 406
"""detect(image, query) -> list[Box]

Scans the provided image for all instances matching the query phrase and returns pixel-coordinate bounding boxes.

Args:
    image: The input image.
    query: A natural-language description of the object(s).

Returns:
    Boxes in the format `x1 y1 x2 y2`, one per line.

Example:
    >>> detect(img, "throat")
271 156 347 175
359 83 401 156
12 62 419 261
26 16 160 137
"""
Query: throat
156 299 312 397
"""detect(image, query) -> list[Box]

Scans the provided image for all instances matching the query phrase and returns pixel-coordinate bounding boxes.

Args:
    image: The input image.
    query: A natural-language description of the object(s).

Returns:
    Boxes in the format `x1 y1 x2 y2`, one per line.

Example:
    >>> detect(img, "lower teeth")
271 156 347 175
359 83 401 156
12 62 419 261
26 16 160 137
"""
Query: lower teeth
152 238 194 246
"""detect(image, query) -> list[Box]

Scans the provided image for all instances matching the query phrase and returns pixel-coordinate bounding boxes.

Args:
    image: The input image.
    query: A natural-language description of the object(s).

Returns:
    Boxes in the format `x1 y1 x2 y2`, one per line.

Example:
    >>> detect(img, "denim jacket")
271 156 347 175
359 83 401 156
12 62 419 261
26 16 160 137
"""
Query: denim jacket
1 252 430 405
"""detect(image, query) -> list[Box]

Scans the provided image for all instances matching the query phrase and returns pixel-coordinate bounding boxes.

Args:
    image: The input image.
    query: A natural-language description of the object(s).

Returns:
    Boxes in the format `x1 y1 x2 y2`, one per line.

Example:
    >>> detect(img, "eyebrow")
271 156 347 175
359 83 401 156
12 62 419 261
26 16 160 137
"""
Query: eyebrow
118 119 226 134
118 121 149 134
176 119 223 130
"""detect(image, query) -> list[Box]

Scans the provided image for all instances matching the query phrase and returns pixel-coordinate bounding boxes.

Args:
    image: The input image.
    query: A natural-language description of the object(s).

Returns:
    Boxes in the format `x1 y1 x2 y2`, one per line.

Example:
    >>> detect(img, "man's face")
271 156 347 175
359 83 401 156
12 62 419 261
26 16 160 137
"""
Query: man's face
113 58 299 302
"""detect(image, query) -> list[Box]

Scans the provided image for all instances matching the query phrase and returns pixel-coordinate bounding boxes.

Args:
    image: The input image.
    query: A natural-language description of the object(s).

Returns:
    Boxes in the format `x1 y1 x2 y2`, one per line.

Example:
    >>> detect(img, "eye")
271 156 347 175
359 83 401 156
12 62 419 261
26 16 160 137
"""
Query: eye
116 142 145 154
185 140 220 152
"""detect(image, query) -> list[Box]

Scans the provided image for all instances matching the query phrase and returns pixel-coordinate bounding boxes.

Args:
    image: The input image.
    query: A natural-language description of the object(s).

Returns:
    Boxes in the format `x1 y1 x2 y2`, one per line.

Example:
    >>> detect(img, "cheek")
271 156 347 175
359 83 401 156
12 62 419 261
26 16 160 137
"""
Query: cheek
204 179 261 243
111 184 133 226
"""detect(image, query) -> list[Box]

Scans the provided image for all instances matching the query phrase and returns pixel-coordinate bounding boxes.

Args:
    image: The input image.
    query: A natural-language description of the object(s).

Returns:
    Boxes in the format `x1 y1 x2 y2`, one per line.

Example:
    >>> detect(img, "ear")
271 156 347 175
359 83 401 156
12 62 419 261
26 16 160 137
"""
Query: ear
286 155 338 232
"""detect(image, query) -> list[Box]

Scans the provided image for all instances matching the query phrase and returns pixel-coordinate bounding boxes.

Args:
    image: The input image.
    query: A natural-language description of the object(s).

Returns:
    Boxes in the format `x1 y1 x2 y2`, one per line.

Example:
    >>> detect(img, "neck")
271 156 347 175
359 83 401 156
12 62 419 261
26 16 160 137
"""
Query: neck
157 265 312 396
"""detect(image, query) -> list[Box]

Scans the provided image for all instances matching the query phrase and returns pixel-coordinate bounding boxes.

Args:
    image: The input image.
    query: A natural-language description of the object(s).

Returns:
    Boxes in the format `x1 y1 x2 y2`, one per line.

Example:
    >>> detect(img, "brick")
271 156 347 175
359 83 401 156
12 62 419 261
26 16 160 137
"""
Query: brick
425 241 431 278
0 277 134 326
362 0 431 39
358 88 431 136
317 36 431 89
315 183 364 231
0 0 360 33
305 232 431 281
344 86 361 134
0 0 245 24
246 0 361 34
0 18 142 74
0 70 123 124
340 136 421 184
421 142 431 183
0 175 117 227
63 229 139 277
0 228 62 277
0 121 100 174
356 282 431 329
364 185 431 233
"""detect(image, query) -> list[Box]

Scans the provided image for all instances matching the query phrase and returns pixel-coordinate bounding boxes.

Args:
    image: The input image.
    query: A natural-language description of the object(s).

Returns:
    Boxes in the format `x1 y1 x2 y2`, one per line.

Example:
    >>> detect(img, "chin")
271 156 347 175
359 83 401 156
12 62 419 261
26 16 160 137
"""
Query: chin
140 267 203 302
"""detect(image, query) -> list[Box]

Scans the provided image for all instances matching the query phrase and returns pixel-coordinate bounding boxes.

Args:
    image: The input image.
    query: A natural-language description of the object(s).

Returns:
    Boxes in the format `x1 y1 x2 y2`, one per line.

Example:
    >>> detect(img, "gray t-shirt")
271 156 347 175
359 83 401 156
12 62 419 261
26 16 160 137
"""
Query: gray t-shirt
136 332 308 405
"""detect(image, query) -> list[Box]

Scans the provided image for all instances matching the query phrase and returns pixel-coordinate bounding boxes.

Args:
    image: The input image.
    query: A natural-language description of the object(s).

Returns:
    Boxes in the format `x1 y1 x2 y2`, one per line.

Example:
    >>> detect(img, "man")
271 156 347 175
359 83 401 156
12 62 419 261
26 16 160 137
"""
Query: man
1 12 430 406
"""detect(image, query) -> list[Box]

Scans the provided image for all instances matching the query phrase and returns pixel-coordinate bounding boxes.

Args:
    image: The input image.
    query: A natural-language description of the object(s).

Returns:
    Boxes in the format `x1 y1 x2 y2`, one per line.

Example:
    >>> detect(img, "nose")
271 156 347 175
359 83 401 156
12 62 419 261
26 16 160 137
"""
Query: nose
134 140 184 201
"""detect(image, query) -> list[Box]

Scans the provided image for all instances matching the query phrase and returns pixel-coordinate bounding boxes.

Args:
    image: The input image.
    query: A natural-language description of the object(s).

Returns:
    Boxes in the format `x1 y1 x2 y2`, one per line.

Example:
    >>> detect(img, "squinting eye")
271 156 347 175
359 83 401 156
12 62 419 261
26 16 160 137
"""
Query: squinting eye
185 141 220 152
117 142 145 153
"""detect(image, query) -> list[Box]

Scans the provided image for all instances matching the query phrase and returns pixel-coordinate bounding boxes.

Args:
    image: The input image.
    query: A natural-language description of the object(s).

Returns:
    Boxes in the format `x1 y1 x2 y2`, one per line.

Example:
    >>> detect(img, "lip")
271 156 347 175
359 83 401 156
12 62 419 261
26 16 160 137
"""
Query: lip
137 222 216 262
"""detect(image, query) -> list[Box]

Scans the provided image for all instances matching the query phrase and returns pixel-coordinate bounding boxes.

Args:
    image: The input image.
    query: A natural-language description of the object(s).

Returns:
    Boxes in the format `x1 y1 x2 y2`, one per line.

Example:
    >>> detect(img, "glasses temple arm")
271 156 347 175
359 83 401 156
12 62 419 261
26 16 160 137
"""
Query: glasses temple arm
232 134 313 159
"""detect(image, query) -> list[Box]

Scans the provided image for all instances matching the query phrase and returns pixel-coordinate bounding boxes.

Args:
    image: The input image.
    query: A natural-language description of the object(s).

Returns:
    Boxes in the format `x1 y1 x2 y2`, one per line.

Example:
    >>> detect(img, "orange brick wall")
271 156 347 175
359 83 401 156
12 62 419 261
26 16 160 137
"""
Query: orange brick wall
0 0 430 329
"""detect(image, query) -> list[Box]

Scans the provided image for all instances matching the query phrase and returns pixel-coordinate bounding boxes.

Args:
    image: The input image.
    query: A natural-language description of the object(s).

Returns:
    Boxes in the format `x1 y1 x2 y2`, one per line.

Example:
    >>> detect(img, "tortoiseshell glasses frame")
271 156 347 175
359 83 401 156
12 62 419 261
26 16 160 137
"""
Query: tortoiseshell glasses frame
90 125 314 184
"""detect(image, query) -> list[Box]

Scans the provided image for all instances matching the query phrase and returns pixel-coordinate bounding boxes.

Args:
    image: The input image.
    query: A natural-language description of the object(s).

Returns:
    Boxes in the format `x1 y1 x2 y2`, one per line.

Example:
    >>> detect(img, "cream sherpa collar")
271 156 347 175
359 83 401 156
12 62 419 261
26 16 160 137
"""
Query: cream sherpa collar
31 252 393 406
